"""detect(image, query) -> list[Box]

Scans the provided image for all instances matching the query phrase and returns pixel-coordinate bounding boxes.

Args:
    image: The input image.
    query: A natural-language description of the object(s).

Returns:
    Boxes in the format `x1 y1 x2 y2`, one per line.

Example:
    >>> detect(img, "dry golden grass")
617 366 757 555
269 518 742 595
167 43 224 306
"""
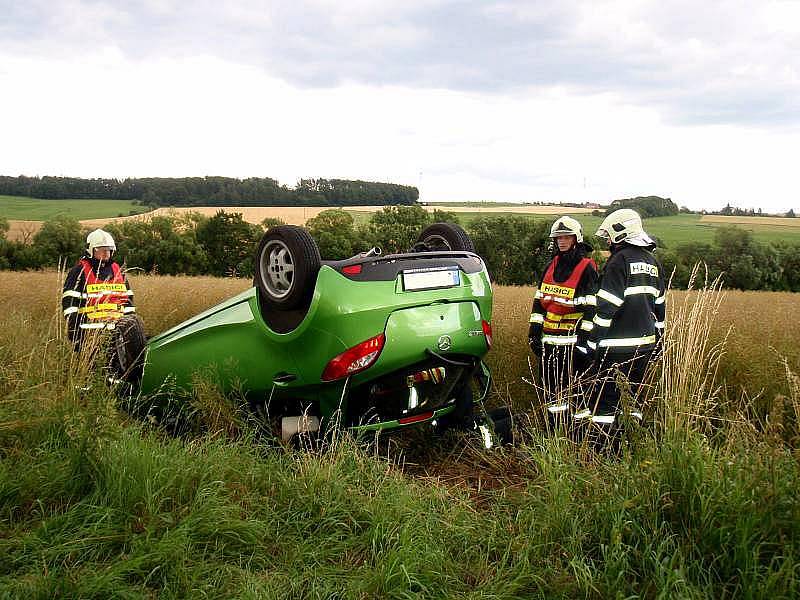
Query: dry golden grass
487 283 800 411
78 206 389 229
4 270 250 336
5 220 41 242
424 205 594 214
129 273 250 334
5 270 797 410
700 214 800 227
6 207 375 240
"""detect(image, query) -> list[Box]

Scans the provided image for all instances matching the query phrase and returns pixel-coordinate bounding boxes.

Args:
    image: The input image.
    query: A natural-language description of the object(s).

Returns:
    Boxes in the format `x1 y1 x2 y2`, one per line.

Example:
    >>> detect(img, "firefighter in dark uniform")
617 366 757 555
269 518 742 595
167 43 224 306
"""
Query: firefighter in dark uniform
62 229 135 349
529 216 599 424
579 209 666 441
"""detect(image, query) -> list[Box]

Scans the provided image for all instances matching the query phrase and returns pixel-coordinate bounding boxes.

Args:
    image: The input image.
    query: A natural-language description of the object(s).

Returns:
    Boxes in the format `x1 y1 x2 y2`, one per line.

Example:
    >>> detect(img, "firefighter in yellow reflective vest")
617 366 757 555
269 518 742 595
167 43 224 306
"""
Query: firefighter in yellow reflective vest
529 216 599 422
580 208 666 441
62 229 135 348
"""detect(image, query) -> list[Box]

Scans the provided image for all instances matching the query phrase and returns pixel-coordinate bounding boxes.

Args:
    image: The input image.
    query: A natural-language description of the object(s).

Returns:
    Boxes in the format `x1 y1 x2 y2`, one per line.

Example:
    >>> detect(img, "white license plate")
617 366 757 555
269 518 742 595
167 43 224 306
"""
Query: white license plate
403 268 460 291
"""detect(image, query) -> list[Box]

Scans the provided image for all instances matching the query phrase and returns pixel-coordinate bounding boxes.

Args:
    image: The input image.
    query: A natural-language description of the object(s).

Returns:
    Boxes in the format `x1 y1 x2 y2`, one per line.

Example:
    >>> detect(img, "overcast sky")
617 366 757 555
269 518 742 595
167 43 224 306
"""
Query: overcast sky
1 1 798 211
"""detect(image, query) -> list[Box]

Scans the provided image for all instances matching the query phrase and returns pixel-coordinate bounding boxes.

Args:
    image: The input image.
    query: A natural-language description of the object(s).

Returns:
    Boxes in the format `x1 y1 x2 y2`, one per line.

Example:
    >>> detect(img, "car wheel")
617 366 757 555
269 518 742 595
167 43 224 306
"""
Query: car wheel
416 222 475 252
254 225 321 310
109 314 147 383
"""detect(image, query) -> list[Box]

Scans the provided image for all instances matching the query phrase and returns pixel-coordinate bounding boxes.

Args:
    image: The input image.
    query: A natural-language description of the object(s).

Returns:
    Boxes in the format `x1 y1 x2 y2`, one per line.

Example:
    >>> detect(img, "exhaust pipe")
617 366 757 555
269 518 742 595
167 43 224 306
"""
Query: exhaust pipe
281 415 320 442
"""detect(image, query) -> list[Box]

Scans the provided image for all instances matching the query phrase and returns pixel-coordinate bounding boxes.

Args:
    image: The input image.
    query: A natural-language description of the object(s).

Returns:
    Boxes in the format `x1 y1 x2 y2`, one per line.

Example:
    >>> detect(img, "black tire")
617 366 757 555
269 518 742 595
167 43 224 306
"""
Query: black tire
109 314 147 383
254 225 321 310
416 222 475 252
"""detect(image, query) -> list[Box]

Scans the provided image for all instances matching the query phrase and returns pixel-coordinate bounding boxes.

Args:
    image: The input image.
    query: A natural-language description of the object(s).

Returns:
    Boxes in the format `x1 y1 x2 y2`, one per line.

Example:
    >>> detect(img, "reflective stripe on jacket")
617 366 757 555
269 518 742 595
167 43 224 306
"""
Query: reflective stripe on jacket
589 245 666 353
538 256 596 340
62 258 134 339
78 259 128 323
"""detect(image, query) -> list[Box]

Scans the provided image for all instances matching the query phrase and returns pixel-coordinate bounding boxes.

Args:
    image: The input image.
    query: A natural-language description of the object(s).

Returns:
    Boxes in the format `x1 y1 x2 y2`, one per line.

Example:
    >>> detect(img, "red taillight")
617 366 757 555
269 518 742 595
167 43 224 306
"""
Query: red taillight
342 264 362 275
482 319 493 349
321 333 385 382
398 411 434 425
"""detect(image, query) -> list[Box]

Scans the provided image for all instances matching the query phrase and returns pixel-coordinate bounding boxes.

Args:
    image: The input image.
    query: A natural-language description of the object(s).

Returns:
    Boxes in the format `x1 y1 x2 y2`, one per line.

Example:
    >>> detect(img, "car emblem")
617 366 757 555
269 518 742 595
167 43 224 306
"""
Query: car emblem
437 335 452 351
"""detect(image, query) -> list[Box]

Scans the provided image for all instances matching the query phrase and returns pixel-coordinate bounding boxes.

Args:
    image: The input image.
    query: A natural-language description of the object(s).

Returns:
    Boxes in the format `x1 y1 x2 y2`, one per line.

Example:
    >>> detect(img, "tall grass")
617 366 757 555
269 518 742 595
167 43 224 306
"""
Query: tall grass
1 271 799 597
655 265 729 437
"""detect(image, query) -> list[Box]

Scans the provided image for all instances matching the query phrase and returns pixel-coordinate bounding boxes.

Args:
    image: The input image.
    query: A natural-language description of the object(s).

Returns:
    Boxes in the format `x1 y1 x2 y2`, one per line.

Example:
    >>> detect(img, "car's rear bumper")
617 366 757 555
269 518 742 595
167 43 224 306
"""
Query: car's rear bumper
345 359 491 433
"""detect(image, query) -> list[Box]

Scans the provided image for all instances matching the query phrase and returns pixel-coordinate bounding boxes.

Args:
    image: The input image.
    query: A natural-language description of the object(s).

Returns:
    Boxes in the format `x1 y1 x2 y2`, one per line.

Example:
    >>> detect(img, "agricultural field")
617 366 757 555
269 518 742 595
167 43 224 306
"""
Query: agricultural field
4 196 800 247
1 201 595 242
701 215 800 227
697 214 800 244
0 195 147 220
423 202 594 214
0 196 150 241
4 269 799 439
489 283 800 410
360 211 800 247
2 271 799 597
121 273 800 408
441 213 800 247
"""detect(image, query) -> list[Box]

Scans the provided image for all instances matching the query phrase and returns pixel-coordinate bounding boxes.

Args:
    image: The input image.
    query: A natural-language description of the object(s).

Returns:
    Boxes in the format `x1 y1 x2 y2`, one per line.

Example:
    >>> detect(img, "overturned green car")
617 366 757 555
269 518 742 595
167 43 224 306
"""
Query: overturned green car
114 223 494 441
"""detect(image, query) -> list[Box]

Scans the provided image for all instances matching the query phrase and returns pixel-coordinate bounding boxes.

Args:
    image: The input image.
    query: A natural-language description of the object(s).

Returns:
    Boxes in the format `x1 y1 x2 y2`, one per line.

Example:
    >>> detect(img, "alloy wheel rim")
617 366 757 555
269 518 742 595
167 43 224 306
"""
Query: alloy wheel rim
260 239 295 298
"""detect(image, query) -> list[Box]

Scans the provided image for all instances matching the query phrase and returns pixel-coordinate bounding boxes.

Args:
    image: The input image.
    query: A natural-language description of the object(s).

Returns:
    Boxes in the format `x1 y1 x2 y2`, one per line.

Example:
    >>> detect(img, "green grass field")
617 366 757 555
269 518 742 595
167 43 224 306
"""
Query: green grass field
0 195 149 220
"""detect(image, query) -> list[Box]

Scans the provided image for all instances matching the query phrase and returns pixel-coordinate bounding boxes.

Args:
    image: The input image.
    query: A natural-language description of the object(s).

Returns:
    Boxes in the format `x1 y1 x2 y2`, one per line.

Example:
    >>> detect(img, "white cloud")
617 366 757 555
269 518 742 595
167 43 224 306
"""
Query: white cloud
3 1 799 125
1 51 797 211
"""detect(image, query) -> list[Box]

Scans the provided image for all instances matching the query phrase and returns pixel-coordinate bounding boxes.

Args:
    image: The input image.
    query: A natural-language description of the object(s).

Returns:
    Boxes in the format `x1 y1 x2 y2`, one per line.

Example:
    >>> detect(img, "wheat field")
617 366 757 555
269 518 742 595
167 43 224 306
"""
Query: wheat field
4 219 40 242
6 206 368 240
489 284 800 409
8 270 797 407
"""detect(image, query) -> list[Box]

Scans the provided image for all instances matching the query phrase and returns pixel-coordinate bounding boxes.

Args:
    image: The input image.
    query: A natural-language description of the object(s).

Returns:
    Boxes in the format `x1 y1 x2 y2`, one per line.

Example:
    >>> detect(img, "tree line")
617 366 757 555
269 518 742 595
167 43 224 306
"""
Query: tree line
716 203 797 219
659 226 800 291
605 196 680 218
1 209 799 291
0 176 419 207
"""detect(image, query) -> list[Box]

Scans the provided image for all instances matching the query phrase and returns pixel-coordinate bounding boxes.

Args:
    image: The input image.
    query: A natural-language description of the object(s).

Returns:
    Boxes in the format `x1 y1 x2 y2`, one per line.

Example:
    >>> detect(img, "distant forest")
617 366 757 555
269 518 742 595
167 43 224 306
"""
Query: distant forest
0 175 419 207
607 195 679 217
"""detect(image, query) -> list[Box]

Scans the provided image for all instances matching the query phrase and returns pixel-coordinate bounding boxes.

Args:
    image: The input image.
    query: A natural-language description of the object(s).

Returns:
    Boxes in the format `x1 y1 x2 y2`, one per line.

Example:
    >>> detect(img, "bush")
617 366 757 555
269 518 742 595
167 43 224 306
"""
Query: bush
467 216 551 285
607 195 679 218
305 209 359 260
31 215 84 268
195 211 261 277
106 215 209 276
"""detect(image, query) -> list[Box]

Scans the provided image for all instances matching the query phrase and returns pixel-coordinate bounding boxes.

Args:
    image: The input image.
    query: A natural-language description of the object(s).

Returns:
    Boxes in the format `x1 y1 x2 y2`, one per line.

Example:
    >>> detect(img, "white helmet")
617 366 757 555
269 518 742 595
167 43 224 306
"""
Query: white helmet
86 229 116 256
596 209 654 246
549 216 583 243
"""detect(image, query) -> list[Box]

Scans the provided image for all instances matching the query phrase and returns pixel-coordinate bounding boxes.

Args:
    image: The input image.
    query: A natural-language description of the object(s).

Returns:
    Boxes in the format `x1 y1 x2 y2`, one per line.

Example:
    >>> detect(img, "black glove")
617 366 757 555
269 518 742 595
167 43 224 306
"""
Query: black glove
529 337 543 356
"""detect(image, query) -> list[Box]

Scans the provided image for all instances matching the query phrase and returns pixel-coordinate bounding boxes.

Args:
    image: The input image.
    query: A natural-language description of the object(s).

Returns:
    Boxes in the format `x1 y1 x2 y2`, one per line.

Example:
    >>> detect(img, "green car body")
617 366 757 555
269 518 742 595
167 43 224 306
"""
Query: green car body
138 249 493 434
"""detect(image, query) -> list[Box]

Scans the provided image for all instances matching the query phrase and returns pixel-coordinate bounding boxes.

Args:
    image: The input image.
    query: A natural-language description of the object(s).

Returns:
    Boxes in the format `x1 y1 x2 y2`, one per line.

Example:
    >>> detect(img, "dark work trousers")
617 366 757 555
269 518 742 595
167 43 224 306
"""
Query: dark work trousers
576 349 652 452
539 343 591 427
590 349 653 417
